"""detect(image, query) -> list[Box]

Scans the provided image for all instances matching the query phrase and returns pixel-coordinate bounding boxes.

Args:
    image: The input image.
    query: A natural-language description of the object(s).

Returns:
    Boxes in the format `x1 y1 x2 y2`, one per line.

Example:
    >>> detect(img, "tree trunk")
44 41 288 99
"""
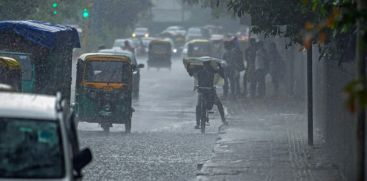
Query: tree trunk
356 0 366 180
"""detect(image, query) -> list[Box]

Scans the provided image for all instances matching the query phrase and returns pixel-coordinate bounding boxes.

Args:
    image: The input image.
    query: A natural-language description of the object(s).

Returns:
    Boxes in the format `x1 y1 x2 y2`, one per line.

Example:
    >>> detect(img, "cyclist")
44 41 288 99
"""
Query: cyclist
187 60 228 129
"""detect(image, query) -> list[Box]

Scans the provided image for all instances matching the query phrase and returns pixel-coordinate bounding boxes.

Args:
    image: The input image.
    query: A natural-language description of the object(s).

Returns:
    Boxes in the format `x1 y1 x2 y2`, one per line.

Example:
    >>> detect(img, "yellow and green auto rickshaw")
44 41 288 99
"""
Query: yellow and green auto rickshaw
0 56 21 91
186 39 211 58
0 51 34 92
75 53 134 133
147 39 172 69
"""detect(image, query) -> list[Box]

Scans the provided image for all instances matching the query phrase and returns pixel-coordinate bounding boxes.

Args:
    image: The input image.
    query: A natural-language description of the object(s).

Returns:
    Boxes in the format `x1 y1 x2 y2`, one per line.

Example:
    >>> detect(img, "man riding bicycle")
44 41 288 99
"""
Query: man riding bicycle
187 60 228 129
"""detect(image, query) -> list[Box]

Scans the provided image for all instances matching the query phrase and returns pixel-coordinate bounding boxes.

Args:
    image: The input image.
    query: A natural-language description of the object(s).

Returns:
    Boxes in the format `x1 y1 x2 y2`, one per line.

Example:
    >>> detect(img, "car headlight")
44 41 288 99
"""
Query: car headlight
173 48 177 53
145 33 149 38
132 33 136 37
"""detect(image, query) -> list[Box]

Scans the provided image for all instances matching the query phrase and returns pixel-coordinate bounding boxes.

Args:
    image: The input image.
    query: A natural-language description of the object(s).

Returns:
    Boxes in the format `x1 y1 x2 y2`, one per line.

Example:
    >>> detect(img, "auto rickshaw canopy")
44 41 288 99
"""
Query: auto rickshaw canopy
79 53 132 64
0 20 80 48
0 56 21 70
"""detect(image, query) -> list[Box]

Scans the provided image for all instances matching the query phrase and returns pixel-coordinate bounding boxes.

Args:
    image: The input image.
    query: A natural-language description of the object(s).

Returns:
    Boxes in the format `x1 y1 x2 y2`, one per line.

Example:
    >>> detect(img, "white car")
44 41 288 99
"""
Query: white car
132 27 149 38
0 92 92 180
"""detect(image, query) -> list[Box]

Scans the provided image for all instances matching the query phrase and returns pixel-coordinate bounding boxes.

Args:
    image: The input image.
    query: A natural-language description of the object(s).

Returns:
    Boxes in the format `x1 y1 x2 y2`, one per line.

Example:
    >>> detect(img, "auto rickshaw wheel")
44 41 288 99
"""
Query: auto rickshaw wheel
133 87 140 99
101 123 110 133
125 117 131 133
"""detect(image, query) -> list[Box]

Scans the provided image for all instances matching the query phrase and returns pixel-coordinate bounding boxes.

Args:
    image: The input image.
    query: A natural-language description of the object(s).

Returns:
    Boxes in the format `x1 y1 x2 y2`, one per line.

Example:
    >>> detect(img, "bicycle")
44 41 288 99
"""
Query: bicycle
196 86 215 134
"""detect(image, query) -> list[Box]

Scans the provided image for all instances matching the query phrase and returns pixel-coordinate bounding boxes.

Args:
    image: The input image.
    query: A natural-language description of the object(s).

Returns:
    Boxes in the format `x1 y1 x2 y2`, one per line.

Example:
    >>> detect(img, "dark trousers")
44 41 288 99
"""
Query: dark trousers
255 69 266 97
228 70 240 96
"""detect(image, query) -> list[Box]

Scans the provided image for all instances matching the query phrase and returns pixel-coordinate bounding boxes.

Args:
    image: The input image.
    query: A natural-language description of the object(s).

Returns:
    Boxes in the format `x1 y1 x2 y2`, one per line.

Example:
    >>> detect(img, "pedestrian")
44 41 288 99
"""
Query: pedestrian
244 38 257 98
255 41 267 98
222 40 231 97
222 38 243 97
121 40 135 55
268 42 286 96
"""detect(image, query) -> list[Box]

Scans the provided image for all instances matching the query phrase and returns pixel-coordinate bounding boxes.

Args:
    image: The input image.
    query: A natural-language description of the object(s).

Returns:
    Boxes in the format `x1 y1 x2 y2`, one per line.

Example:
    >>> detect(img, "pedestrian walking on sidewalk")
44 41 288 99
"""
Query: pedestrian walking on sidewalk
255 41 268 98
244 38 257 98
222 38 244 97
268 42 286 97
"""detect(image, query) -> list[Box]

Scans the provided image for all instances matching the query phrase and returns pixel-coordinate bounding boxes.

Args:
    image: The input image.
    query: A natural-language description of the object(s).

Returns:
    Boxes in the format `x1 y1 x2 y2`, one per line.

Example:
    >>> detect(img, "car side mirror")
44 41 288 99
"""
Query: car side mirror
73 148 92 175
138 64 145 68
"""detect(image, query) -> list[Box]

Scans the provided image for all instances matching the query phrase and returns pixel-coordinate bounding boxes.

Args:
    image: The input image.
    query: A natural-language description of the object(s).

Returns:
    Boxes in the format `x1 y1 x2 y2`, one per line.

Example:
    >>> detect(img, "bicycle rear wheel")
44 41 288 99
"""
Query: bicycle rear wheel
200 102 207 134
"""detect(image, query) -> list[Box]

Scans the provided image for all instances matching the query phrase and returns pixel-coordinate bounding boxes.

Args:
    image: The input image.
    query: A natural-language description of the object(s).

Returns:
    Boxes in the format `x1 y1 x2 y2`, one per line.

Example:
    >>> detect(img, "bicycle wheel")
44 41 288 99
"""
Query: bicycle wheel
200 100 206 134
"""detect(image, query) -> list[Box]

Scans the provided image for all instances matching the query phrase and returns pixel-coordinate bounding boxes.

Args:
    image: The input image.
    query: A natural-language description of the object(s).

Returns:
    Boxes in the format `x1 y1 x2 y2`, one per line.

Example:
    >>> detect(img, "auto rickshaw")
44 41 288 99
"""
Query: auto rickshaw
147 39 172 69
186 39 212 58
0 51 34 92
0 20 80 102
0 56 21 91
75 53 134 133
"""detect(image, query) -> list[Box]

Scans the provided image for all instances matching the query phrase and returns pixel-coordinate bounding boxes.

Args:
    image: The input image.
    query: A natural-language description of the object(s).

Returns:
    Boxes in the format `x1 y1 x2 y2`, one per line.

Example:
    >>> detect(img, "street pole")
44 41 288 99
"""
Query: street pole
307 46 313 146
356 0 366 180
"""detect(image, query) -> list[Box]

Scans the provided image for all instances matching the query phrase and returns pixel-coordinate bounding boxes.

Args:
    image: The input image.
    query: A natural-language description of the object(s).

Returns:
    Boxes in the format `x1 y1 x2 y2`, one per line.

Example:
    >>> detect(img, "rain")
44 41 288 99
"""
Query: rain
0 0 366 181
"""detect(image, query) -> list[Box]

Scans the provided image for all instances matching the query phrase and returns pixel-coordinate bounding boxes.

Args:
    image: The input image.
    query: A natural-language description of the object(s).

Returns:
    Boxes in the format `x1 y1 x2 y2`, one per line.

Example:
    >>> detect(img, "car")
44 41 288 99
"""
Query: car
0 92 92 180
164 26 186 36
132 27 149 38
99 48 144 98
186 27 203 42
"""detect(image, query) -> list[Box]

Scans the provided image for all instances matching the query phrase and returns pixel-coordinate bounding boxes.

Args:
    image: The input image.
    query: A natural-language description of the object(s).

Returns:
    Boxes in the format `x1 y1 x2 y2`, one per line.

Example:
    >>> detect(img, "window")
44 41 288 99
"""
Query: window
0 118 64 178
85 61 129 83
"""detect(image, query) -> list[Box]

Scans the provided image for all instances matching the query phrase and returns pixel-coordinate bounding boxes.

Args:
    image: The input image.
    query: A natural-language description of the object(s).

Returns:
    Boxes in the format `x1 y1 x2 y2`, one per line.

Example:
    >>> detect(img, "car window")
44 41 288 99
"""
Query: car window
0 118 65 178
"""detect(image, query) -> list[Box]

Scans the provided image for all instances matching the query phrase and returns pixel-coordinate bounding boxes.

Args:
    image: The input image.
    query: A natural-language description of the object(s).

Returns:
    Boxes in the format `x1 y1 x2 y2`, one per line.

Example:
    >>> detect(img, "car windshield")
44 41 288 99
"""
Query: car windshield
85 61 129 83
135 28 147 33
0 118 64 178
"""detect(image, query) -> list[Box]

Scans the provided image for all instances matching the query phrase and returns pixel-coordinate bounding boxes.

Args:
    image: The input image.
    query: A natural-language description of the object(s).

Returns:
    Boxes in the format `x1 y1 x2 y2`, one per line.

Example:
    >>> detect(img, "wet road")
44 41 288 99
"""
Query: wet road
76 56 222 181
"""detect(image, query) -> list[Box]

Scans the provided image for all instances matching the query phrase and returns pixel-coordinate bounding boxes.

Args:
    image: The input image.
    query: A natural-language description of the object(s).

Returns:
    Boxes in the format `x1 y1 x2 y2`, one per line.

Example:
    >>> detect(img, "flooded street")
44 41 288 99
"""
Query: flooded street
78 57 220 180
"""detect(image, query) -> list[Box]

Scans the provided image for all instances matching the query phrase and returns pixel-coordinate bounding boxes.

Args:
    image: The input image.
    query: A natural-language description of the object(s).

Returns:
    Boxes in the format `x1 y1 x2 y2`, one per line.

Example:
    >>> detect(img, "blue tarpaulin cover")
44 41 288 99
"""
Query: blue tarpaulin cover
0 20 80 48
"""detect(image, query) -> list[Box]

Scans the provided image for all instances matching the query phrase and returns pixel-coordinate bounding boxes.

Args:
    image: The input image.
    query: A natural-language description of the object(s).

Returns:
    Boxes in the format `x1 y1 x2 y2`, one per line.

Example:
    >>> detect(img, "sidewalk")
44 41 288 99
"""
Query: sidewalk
196 98 344 181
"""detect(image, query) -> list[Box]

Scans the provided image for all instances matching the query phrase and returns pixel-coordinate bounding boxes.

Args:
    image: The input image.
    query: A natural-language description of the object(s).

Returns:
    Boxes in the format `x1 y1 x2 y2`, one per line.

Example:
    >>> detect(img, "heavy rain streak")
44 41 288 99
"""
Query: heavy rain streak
0 0 365 181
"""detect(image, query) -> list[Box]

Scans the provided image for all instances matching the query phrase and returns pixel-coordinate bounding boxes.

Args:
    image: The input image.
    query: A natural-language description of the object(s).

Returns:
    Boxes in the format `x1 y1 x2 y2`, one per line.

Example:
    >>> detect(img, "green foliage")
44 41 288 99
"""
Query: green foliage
183 0 317 44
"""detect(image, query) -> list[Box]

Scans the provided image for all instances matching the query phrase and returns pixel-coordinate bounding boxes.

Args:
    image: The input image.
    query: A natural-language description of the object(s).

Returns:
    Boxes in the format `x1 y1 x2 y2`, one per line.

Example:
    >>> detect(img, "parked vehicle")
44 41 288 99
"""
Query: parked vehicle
0 56 21 91
0 92 92 180
75 53 134 133
147 39 172 69
0 20 80 101
98 48 144 98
